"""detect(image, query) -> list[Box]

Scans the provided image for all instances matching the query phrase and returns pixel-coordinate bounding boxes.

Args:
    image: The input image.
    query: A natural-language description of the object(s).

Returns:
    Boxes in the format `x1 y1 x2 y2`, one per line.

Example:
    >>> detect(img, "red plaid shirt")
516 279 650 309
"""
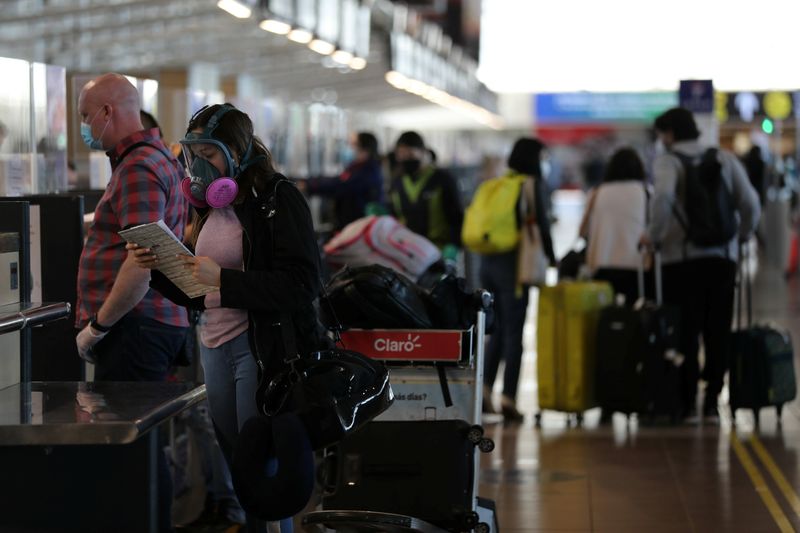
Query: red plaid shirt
76 128 189 328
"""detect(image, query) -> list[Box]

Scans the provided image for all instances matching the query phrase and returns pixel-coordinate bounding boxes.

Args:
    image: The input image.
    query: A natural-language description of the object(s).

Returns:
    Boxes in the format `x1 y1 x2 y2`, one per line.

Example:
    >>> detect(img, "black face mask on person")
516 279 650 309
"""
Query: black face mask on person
400 159 421 175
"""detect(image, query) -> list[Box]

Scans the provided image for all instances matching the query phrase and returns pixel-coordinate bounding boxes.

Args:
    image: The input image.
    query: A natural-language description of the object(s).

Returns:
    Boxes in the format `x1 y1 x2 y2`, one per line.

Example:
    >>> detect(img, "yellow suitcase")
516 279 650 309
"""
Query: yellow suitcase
536 281 613 425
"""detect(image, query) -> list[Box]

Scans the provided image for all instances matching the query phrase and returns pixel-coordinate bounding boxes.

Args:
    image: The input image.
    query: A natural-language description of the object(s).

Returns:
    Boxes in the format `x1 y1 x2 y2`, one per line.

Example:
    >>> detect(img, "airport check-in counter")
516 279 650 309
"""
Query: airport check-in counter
0 381 206 532
0 231 207 532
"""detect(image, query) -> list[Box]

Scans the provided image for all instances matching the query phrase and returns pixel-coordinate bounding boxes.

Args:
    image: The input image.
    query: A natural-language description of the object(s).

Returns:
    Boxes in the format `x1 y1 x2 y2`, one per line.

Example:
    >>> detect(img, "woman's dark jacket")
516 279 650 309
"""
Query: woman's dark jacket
150 174 323 377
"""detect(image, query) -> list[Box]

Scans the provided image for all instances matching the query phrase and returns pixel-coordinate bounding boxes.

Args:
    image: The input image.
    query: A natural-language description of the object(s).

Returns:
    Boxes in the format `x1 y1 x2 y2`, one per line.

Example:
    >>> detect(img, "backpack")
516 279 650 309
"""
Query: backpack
674 148 738 247
462 172 526 254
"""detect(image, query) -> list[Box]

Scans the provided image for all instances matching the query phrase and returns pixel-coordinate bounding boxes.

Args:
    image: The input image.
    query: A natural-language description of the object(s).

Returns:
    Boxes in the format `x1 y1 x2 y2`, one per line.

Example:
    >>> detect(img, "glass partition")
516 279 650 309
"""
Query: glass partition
32 63 68 193
0 57 33 196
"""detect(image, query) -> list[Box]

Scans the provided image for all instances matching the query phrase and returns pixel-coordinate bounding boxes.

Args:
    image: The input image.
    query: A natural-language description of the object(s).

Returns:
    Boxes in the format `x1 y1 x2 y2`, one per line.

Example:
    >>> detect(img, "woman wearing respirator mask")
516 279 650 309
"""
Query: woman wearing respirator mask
127 103 325 533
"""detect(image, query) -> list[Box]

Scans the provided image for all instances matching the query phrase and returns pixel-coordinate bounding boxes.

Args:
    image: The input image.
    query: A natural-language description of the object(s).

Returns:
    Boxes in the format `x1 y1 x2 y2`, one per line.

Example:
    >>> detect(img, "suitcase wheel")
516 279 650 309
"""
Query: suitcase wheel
478 437 495 454
567 413 583 427
462 511 479 530
534 412 542 428
475 522 491 533
467 425 484 443
777 404 784 426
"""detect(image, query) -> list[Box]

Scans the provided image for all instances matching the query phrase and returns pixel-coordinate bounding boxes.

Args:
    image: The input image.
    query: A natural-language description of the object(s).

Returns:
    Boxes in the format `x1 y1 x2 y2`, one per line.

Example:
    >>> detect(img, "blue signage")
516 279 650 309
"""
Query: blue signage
535 92 678 124
679 80 714 113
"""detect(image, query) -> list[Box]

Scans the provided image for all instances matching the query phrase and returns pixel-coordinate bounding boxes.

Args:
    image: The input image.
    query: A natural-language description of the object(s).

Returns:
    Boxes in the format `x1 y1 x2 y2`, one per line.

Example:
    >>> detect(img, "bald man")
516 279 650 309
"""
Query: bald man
75 73 189 379
74 74 188 532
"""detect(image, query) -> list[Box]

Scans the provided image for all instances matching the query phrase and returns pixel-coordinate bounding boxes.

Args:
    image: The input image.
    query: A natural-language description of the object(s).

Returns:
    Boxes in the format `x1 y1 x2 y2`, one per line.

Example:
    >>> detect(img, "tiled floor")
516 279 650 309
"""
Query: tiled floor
478 192 800 532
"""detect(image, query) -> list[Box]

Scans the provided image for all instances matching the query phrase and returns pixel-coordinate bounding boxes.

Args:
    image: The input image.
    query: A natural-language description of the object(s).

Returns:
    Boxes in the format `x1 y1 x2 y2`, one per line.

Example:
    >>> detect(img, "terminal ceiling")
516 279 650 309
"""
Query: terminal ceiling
0 0 431 113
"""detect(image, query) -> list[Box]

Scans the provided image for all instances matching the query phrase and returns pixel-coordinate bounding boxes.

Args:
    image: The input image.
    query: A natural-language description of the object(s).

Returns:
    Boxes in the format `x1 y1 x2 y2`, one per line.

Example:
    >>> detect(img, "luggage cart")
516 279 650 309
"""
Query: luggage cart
303 290 497 533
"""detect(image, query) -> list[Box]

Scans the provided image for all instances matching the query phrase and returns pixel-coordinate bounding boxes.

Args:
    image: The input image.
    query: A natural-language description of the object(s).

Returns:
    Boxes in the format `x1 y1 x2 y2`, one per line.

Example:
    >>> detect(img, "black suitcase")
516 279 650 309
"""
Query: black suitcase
319 420 485 532
322 264 433 329
729 247 797 425
595 251 682 421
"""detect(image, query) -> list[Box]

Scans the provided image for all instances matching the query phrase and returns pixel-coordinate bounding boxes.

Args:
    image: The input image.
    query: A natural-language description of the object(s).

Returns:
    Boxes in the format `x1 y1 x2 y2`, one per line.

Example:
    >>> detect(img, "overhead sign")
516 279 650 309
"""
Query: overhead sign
534 92 677 124
679 79 714 113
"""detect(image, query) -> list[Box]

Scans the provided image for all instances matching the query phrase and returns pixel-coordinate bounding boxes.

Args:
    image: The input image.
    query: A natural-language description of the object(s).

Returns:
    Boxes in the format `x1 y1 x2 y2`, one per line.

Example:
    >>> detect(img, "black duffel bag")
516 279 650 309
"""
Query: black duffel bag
320 264 433 329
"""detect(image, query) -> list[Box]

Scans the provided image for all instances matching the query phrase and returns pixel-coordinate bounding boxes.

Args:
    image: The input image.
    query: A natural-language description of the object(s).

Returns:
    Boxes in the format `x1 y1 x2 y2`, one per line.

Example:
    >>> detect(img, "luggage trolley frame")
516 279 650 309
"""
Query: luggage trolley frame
304 291 496 533
340 323 483 425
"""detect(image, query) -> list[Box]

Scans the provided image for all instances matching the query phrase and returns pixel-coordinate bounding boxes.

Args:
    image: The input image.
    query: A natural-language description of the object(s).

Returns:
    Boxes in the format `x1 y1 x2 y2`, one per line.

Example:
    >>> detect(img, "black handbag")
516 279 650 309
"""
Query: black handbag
261 345 394 450
256 179 394 450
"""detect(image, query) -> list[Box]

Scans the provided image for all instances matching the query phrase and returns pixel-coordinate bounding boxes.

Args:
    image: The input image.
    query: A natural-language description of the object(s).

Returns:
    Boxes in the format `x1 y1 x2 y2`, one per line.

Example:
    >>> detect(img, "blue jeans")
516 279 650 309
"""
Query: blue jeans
200 331 293 533
93 314 188 381
480 252 530 401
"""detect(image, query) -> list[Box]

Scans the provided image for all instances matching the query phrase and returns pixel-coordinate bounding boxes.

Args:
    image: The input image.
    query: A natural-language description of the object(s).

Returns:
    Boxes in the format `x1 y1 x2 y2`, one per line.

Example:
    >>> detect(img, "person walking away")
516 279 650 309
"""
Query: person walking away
579 147 650 306
643 107 760 424
478 137 556 421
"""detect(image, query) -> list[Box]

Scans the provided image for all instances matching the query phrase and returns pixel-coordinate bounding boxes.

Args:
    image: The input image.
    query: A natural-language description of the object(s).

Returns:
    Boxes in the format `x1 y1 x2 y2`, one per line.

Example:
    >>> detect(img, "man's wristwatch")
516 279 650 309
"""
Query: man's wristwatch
89 315 112 333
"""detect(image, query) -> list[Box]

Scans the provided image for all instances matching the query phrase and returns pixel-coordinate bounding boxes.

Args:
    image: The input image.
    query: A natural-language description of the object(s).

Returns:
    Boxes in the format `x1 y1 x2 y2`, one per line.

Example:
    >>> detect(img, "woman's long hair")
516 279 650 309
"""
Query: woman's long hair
507 137 546 178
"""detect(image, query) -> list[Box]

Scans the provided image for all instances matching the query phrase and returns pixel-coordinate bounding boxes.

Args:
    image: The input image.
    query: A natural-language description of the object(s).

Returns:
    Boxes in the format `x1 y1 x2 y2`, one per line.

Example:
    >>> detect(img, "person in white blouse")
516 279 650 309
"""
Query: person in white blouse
579 147 650 306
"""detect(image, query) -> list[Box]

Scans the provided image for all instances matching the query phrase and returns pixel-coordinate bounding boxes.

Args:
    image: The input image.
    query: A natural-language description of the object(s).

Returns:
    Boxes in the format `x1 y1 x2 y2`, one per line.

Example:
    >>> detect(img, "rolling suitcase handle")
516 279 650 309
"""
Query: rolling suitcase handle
636 245 663 306
736 241 753 331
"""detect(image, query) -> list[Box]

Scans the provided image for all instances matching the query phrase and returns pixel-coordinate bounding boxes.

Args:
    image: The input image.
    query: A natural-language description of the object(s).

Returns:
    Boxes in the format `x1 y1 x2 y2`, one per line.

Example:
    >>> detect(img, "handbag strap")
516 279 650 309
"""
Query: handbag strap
520 177 538 240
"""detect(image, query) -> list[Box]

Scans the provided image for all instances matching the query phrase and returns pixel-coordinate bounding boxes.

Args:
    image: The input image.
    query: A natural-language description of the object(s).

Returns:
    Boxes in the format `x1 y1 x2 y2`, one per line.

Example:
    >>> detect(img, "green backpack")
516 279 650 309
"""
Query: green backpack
462 172 526 254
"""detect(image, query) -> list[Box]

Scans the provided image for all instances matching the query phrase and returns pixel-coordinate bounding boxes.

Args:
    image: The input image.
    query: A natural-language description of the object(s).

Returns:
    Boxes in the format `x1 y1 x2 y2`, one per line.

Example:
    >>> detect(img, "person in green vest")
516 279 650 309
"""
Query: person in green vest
388 131 463 262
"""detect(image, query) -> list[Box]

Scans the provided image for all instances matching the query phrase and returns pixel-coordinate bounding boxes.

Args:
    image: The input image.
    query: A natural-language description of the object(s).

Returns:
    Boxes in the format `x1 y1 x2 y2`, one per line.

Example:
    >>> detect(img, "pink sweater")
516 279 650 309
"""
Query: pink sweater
195 207 249 348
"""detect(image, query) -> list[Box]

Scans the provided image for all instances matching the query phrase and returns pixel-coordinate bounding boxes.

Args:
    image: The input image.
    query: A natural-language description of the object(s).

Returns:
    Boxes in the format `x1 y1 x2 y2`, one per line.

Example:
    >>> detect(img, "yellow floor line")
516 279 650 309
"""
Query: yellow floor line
750 434 800 519
729 433 795 533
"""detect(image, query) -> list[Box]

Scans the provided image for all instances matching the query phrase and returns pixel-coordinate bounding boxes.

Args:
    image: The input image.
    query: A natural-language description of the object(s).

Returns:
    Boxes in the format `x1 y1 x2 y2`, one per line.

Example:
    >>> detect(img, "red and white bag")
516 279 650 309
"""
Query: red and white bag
323 216 441 279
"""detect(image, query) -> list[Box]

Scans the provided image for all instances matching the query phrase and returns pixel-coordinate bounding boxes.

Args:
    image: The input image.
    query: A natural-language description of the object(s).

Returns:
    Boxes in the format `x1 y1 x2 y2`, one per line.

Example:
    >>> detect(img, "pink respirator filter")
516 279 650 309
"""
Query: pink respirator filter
205 178 239 208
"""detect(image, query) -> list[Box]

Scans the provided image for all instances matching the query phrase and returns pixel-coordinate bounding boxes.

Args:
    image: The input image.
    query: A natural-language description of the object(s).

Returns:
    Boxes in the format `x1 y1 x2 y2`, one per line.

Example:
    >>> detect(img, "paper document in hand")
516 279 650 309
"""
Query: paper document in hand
118 220 217 298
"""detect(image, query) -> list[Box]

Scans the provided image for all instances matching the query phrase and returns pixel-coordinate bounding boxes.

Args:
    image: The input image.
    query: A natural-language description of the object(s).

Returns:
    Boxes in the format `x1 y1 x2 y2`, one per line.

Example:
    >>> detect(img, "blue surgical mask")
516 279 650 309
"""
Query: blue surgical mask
80 107 109 151
341 146 355 166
